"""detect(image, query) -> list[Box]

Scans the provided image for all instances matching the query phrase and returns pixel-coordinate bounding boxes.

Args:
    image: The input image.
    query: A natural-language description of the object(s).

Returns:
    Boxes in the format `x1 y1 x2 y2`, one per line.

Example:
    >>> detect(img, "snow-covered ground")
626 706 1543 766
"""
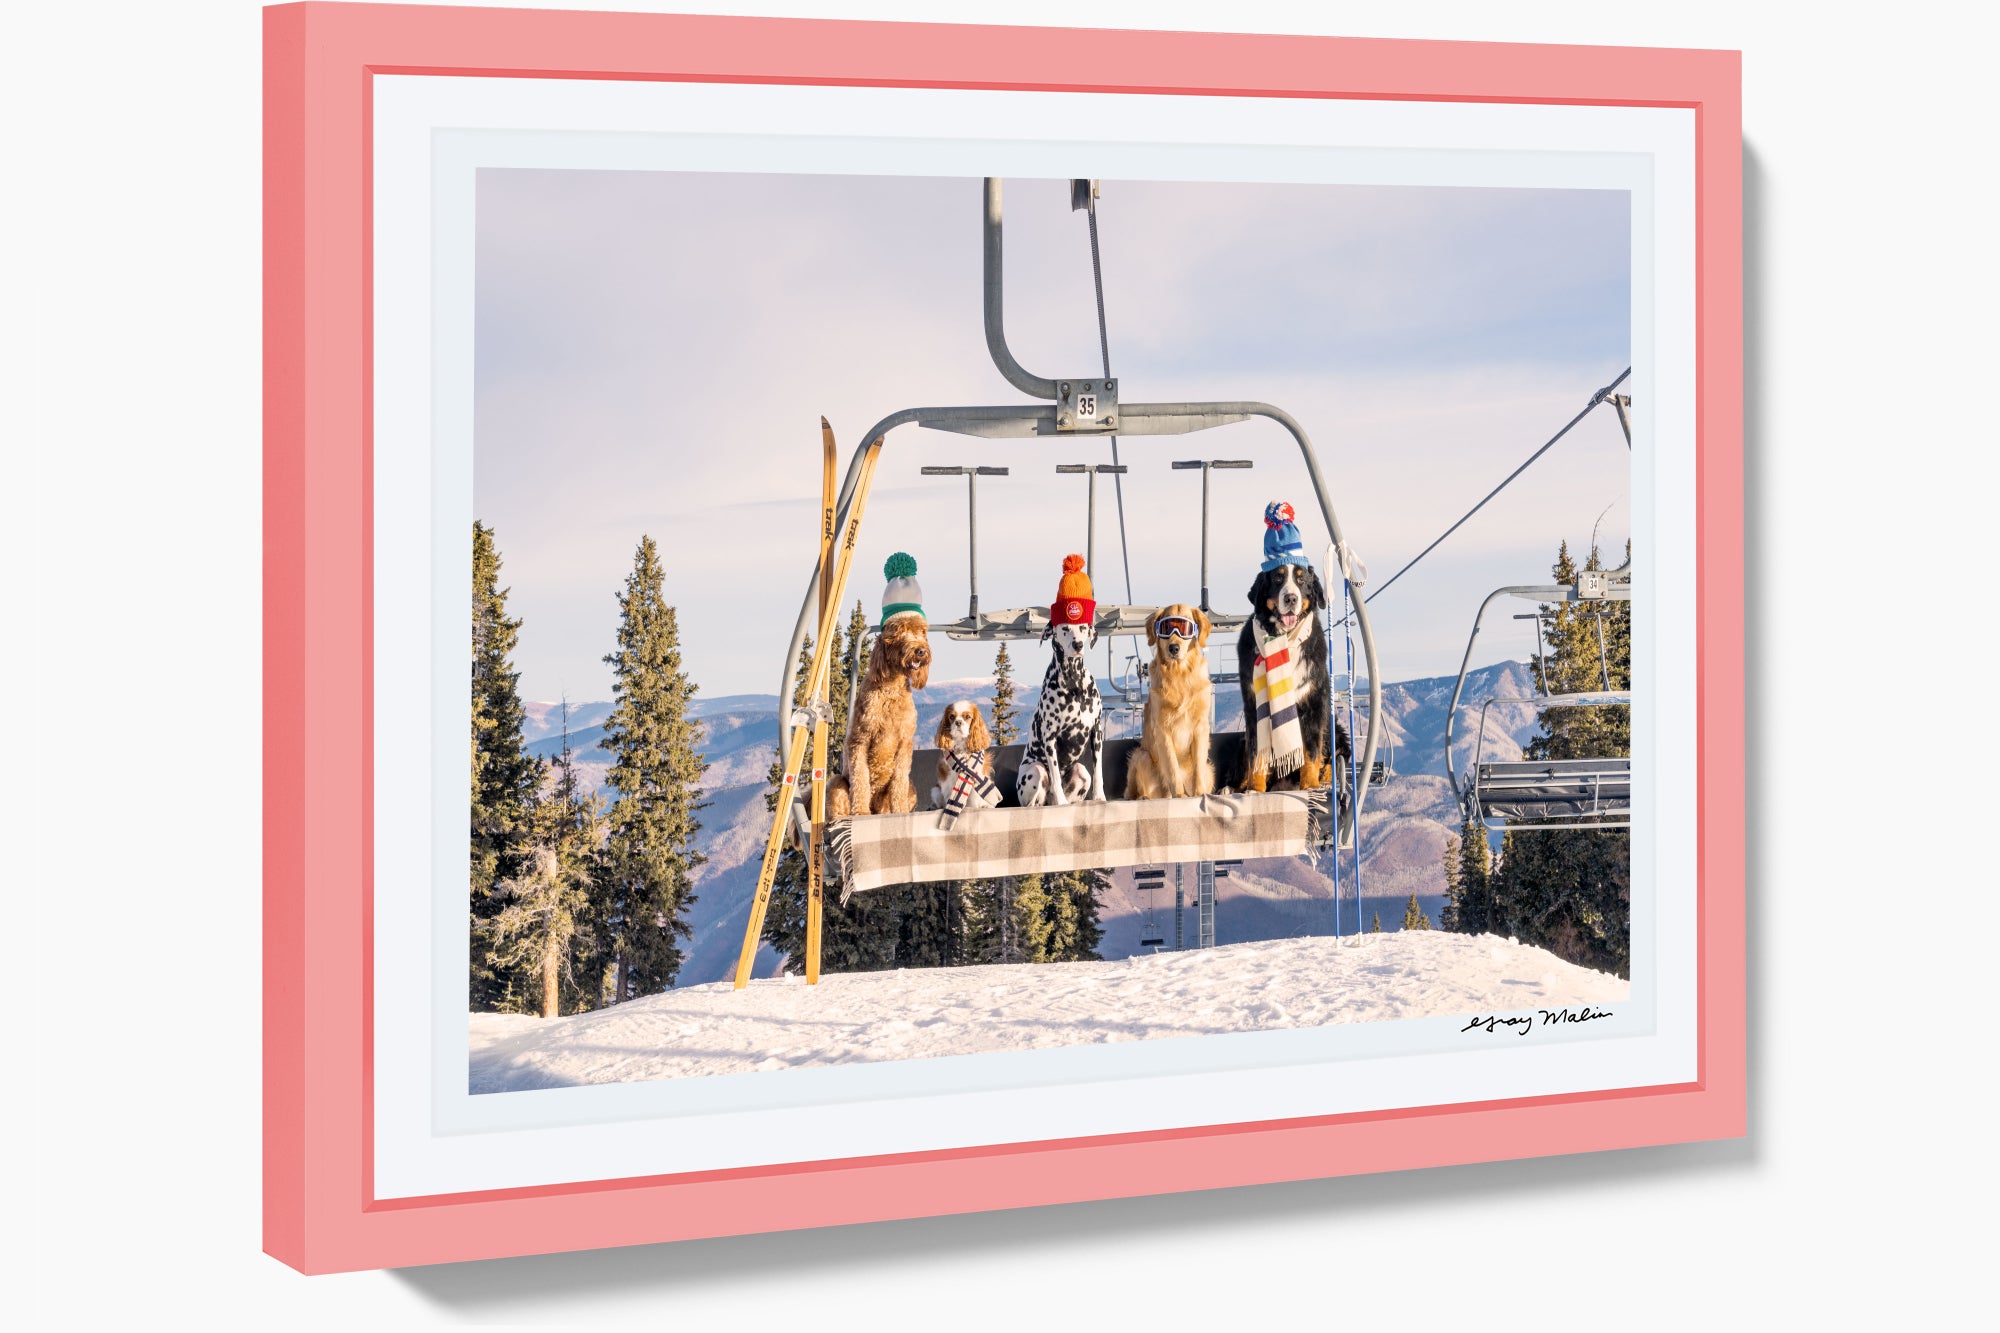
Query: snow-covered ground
469 932 1627 1092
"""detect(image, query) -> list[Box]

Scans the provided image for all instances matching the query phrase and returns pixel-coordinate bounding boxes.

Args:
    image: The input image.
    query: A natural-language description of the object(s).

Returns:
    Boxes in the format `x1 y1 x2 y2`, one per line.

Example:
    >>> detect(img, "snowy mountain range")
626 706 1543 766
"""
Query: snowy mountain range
518 659 1548 987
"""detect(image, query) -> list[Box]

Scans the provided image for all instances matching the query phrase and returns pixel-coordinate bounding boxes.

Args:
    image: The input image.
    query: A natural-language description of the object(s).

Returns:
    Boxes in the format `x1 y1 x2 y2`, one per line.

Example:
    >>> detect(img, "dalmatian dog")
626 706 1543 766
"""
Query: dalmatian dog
1017 617 1105 807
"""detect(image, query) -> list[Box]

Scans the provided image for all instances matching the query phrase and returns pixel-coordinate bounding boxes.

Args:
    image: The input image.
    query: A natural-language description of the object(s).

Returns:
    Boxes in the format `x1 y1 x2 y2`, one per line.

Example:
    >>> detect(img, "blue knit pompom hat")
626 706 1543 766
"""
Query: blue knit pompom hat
880 552 925 627
1261 501 1308 571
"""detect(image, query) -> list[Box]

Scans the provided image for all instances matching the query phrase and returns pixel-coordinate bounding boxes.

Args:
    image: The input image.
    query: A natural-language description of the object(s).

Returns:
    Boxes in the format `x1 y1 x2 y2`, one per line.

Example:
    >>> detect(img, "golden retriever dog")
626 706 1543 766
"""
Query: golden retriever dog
827 617 932 819
929 700 995 809
1124 603 1215 800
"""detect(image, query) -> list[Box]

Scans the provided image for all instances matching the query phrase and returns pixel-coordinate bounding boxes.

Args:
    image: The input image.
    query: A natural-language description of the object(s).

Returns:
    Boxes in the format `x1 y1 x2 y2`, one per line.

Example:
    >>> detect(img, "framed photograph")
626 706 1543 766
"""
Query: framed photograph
264 2 1742 1273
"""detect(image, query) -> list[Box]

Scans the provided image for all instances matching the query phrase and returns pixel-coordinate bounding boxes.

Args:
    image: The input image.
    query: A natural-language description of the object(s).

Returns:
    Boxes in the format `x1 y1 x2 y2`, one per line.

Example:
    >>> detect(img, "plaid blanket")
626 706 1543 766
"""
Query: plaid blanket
830 790 1328 900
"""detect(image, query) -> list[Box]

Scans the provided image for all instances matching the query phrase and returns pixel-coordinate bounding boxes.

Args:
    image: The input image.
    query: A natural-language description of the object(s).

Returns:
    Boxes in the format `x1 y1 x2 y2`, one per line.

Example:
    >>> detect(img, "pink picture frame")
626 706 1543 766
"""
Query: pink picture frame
264 1 1743 1274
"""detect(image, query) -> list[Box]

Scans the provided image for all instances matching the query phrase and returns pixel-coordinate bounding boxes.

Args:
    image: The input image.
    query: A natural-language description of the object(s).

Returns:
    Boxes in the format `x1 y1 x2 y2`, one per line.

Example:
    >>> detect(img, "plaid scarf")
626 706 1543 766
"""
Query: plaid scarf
935 747 1000 830
1251 615 1310 779
833 789 1330 898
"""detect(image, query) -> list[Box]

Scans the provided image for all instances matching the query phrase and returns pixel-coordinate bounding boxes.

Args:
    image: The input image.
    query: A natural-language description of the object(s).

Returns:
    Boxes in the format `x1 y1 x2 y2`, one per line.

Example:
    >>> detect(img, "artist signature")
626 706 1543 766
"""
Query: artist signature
1460 1006 1615 1036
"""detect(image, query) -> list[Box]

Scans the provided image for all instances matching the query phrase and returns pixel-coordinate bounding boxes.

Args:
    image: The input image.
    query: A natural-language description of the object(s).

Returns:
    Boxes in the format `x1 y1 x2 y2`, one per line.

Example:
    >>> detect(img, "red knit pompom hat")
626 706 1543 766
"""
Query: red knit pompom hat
1051 554 1095 626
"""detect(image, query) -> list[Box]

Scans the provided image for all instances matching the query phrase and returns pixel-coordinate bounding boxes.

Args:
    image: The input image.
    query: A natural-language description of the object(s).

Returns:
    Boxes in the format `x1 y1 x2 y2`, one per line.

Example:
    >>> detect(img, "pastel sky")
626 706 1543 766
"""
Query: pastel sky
475 170 1630 705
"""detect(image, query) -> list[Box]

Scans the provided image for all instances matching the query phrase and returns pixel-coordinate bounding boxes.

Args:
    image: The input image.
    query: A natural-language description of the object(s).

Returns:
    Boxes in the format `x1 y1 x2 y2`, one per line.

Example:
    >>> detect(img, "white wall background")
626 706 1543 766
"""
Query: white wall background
18 0 1993 1325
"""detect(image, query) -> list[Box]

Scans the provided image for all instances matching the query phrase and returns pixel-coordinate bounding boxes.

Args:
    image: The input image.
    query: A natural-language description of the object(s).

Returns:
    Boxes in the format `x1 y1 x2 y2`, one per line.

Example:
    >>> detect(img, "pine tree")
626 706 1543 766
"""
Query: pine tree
983 873 1055 964
1441 814 1494 935
1487 539 1632 977
485 848 579 1018
1440 832 1462 932
1525 541 1630 762
990 642 1020 745
1401 894 1432 931
1462 816 1494 933
484 702 604 1017
893 885 958 969
599 536 708 998
1013 873 1056 962
968 878 1012 965
550 700 613 1012
972 878 1014 965
1370 911 1383 933
1068 869 1106 961
470 521 544 1012
951 879 998 965
839 599 869 738
1042 868 1107 961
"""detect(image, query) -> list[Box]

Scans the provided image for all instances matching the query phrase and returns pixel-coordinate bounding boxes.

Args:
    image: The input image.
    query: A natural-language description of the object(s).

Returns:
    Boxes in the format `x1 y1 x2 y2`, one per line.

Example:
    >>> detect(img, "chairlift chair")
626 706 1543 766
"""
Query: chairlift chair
1133 866 1166 949
1443 571 1633 831
737 177 1385 986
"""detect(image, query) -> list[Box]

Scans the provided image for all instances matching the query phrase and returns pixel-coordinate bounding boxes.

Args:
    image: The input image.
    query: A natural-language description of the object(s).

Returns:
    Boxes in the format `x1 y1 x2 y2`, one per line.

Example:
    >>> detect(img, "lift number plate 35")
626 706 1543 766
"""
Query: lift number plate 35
1056 378 1117 431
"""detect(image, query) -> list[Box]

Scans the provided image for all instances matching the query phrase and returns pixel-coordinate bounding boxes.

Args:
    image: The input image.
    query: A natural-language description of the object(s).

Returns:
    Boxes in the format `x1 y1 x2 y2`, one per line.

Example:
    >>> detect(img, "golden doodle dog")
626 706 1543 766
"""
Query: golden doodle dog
1124 603 1215 800
829 555 932 819
929 701 995 810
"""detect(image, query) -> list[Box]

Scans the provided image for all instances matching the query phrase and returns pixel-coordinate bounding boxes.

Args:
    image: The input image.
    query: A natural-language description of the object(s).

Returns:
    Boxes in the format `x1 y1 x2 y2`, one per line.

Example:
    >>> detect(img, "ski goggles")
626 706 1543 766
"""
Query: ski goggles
1153 614 1201 641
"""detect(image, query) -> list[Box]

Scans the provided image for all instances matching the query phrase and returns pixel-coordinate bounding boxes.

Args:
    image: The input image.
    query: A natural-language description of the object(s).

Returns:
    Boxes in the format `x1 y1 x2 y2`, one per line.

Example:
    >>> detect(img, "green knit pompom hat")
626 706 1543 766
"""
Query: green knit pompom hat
880 552 925 627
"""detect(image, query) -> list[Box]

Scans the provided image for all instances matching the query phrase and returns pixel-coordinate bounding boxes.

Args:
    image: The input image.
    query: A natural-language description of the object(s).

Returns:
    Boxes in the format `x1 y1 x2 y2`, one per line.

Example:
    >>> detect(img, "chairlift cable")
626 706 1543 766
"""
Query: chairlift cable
1085 194 1136 707
1085 200 1135 607
1336 367 1631 624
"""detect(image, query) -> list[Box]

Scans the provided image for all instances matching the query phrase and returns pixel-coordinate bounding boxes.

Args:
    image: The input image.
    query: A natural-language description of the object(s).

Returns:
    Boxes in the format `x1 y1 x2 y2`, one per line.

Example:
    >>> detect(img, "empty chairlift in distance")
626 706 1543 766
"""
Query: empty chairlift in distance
1133 866 1166 949
1443 563 1633 831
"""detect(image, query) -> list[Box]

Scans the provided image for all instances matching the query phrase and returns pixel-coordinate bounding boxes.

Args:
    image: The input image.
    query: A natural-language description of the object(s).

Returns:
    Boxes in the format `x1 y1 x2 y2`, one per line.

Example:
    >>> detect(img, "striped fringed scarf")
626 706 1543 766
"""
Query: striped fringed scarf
935 747 1000 830
1251 616 1310 779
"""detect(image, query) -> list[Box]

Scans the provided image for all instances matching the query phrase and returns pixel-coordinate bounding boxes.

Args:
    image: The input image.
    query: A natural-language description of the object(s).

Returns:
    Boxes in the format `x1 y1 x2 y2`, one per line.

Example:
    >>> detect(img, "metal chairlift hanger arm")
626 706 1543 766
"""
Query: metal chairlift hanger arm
780 178 1383 810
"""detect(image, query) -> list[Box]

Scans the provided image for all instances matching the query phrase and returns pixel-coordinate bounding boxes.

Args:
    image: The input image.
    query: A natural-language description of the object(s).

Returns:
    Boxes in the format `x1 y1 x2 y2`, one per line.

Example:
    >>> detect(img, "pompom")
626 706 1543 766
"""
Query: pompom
884 552 918 580
1062 553 1086 574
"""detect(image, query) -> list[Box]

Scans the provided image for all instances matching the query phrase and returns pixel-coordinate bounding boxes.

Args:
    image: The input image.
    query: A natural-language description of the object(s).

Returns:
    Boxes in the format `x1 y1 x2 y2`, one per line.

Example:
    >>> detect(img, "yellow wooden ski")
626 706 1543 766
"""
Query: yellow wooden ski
733 433 884 990
807 418 836 984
